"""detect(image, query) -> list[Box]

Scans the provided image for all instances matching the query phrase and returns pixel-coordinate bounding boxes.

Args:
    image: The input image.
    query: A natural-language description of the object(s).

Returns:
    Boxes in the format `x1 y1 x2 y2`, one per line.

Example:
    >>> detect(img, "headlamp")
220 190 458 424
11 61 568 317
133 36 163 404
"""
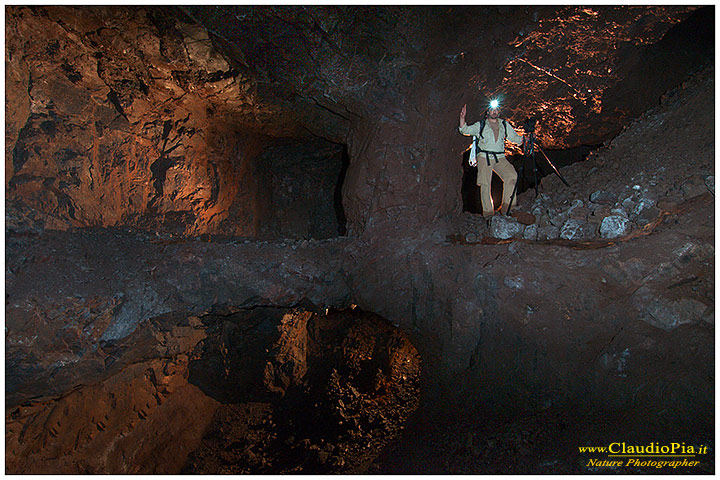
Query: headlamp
489 99 499 109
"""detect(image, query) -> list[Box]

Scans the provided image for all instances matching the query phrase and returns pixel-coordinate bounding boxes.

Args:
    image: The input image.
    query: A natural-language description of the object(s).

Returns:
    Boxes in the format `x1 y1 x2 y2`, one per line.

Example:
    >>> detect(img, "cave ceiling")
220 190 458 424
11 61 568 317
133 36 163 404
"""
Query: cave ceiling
180 5 701 148
5 5 711 235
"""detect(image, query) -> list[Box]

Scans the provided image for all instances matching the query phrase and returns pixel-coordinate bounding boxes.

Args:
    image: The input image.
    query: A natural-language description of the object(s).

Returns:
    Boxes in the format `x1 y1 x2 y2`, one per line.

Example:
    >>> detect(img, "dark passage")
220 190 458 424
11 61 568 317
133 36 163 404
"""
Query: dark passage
184 307 422 474
256 139 348 240
461 146 596 214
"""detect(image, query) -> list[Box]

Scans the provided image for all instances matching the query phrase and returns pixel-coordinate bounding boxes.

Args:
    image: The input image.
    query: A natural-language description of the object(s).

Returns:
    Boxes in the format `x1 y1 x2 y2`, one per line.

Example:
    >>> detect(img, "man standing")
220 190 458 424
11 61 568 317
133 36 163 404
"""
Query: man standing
459 101 525 218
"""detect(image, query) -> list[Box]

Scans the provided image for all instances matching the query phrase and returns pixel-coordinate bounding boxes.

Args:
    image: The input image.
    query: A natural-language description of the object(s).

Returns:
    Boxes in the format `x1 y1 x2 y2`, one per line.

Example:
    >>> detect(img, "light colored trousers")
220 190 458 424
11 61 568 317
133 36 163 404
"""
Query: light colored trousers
476 154 518 216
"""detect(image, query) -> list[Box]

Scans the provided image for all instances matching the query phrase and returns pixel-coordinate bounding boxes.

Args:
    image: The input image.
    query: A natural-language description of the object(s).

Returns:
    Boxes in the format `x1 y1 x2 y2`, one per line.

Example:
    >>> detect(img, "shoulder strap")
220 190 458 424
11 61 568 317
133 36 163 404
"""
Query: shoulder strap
478 118 508 141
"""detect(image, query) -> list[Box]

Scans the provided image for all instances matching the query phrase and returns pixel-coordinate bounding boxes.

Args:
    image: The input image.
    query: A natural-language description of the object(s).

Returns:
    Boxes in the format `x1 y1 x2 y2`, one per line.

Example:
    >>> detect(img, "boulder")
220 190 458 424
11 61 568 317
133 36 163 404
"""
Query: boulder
635 205 661 226
589 190 616 205
489 215 524 239
705 175 714 195
599 215 630 238
681 175 711 198
559 219 586 240
510 211 536 225
643 297 710 331
523 224 538 240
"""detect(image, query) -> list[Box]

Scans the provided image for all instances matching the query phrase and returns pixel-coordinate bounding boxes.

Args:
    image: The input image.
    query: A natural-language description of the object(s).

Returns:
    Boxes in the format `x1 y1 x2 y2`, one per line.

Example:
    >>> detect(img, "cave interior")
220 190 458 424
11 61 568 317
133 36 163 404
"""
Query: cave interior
4 5 715 475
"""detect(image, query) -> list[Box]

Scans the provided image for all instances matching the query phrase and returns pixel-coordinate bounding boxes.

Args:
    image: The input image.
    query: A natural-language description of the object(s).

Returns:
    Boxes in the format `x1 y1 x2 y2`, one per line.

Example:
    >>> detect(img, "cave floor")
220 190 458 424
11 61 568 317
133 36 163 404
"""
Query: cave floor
377 404 714 474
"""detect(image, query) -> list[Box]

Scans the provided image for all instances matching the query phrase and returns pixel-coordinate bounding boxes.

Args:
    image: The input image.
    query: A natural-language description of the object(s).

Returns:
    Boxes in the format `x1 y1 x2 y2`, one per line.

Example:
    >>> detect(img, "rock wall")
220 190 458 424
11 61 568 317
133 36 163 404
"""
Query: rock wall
6 6 705 237
5 5 714 474
5 6 321 237
346 193 713 417
5 317 219 474
6 307 421 474
5 228 351 406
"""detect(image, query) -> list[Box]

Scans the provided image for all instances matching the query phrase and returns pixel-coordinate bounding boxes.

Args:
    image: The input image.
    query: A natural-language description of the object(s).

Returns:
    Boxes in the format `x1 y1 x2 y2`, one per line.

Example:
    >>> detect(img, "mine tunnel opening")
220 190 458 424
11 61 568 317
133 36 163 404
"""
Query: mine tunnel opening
461 145 596 214
184 306 422 474
256 138 349 240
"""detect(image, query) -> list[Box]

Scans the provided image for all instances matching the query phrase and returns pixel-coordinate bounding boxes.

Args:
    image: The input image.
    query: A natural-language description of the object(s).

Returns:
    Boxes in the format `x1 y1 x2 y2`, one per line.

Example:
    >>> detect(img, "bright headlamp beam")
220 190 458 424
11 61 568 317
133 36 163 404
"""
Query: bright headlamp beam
489 99 499 109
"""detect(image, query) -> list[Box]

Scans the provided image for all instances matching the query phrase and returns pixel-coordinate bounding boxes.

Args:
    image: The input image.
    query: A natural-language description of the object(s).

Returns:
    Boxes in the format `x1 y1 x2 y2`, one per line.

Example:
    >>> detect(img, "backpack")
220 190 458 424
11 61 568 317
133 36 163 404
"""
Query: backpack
473 118 508 158
477 117 507 141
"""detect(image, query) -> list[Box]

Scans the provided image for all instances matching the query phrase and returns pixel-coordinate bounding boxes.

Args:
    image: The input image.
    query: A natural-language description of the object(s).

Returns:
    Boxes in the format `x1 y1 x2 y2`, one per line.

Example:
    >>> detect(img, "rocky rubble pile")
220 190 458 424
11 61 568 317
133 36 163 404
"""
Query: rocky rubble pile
522 186 661 241
472 62 714 242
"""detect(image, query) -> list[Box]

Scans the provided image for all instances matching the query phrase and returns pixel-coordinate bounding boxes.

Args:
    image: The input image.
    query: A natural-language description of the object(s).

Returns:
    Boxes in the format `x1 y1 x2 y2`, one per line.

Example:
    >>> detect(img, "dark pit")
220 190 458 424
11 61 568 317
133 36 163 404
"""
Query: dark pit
183 307 421 474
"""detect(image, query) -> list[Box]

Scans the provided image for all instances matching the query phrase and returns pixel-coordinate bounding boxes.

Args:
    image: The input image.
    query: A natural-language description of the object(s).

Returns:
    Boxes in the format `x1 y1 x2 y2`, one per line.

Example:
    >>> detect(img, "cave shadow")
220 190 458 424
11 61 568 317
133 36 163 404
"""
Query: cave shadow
461 145 598 213
333 144 349 236
186 307 287 405
183 306 424 474
255 138 349 240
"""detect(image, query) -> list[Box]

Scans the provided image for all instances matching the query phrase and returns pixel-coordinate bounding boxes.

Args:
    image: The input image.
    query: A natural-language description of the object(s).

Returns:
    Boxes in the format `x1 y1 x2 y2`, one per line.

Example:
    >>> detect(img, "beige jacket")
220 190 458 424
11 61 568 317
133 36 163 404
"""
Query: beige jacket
459 119 523 154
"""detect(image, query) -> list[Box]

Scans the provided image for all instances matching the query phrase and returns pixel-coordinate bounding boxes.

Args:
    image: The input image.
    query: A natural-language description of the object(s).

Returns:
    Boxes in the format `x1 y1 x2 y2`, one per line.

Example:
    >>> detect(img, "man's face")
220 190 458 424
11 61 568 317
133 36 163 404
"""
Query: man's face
488 108 500 119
